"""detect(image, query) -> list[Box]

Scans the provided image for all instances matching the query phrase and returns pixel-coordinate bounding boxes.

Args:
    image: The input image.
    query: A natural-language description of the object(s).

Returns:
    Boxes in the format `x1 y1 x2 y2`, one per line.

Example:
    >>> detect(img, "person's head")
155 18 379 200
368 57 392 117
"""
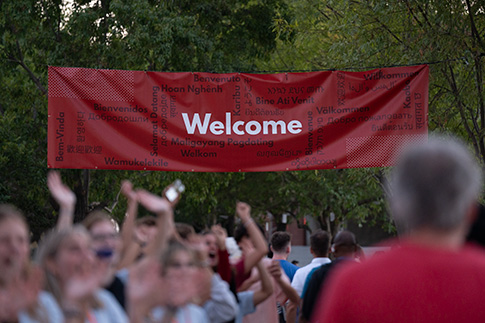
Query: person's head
201 230 219 268
331 230 358 258
0 204 30 282
310 229 330 258
234 221 266 257
160 240 196 279
175 222 196 241
388 136 482 235
83 211 121 262
234 221 265 244
36 226 96 302
270 231 292 255
135 216 158 246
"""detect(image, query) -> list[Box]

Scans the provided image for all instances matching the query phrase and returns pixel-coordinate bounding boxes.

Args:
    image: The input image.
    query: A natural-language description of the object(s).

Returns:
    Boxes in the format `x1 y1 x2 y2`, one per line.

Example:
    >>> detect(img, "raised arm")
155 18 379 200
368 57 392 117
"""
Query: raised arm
47 171 76 230
268 260 299 303
252 260 274 306
117 180 141 269
136 189 174 258
236 202 268 274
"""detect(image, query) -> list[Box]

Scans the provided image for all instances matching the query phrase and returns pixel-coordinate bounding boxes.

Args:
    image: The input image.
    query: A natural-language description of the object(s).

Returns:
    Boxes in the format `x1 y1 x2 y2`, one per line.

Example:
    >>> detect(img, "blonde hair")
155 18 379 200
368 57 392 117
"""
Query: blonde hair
36 226 102 309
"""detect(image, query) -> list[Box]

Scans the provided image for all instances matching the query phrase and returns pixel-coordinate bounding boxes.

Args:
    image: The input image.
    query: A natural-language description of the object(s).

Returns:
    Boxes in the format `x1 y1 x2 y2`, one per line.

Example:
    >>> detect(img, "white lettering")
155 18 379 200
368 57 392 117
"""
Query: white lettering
182 113 211 134
182 112 302 136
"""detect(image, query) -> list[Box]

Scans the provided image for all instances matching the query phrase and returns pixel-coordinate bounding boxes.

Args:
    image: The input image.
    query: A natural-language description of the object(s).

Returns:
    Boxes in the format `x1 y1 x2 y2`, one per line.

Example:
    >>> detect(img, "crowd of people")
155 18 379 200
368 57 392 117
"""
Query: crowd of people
1 135 485 322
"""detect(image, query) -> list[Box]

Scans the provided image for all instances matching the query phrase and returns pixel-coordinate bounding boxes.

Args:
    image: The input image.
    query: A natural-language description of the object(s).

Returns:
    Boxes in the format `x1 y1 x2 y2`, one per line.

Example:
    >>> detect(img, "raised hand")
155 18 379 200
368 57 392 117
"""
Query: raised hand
121 180 137 203
137 189 172 215
211 225 227 250
47 171 76 230
47 171 76 209
236 201 251 222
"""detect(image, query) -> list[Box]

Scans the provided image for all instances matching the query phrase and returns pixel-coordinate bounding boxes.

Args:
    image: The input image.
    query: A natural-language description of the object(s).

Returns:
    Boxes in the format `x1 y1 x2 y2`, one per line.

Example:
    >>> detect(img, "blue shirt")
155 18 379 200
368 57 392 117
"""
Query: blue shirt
277 259 299 282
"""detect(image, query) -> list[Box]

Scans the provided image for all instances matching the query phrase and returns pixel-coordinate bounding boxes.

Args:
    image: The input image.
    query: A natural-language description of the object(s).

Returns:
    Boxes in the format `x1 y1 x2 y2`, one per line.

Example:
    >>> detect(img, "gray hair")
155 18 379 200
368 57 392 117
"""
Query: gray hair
388 135 482 233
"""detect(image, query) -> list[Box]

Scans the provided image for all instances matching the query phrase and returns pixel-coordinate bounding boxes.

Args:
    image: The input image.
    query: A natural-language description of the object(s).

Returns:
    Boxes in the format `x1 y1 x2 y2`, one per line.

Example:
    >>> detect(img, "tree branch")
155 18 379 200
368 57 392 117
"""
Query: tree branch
374 18 405 47
444 62 481 158
10 41 47 95
465 0 485 50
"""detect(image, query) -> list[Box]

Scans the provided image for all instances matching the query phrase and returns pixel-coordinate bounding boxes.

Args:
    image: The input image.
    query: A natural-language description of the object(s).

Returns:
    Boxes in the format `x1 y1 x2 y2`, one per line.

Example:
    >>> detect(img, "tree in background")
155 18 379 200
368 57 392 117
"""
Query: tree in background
2 0 395 241
260 0 485 234
268 0 485 160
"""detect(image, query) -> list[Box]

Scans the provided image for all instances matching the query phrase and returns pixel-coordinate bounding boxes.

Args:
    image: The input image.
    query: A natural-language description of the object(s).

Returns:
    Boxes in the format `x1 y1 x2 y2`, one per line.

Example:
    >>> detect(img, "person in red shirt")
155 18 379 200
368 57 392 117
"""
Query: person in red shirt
313 136 485 323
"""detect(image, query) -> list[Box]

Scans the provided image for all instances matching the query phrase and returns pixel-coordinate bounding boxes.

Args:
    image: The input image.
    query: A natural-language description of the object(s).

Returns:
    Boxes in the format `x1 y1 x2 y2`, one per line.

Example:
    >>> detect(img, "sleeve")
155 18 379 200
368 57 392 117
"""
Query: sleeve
185 304 210 323
237 291 256 317
234 257 251 289
203 273 238 322
217 249 232 284
95 289 129 323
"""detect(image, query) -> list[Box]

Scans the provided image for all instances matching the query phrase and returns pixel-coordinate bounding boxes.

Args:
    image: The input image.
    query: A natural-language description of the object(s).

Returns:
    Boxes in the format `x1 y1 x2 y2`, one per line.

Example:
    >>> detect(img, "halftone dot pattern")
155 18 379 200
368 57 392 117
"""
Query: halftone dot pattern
48 67 134 102
346 134 427 168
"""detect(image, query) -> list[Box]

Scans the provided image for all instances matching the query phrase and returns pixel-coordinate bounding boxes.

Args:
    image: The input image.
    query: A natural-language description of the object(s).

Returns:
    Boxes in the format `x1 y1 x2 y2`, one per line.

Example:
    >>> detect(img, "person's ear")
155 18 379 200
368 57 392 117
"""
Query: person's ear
286 245 291 254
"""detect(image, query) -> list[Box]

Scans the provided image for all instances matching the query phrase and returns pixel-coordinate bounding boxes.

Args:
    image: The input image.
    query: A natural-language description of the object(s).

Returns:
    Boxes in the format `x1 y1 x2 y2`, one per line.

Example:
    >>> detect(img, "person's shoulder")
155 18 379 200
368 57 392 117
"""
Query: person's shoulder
19 291 64 323
313 260 336 275
279 259 299 269
95 288 125 310
185 303 207 315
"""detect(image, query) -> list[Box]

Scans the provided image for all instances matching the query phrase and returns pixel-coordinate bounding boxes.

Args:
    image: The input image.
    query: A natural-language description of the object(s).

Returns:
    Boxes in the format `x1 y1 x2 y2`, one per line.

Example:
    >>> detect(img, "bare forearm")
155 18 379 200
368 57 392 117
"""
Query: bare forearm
56 206 74 230
145 210 174 257
276 279 299 303
286 300 298 323
121 200 138 245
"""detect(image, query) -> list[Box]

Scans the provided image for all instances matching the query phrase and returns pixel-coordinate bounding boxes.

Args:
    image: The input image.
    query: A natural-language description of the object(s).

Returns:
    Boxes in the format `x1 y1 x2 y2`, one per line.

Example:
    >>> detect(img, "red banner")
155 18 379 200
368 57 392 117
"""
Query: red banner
48 65 428 172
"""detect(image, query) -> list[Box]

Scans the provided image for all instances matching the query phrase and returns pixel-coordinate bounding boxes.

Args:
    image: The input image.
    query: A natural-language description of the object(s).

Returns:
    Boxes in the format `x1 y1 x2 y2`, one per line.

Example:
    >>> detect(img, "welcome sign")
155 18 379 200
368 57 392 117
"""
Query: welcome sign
47 65 428 172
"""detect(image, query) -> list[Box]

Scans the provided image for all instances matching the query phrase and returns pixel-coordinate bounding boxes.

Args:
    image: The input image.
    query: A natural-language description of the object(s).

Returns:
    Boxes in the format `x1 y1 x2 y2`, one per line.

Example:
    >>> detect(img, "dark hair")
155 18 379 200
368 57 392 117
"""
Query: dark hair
175 222 195 241
234 221 265 243
271 231 292 253
310 229 330 257
332 230 358 256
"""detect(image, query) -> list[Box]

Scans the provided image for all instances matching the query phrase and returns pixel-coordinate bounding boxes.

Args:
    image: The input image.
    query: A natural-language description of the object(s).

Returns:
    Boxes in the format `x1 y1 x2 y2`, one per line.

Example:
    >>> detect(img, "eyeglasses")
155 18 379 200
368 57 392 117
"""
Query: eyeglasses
91 233 120 242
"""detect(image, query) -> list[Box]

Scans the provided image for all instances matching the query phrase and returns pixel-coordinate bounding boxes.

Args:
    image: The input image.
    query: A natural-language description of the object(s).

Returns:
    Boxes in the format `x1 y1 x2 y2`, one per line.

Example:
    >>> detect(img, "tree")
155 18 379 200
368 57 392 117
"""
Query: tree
2 0 405 241
1 0 297 240
256 0 485 233
268 0 485 160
